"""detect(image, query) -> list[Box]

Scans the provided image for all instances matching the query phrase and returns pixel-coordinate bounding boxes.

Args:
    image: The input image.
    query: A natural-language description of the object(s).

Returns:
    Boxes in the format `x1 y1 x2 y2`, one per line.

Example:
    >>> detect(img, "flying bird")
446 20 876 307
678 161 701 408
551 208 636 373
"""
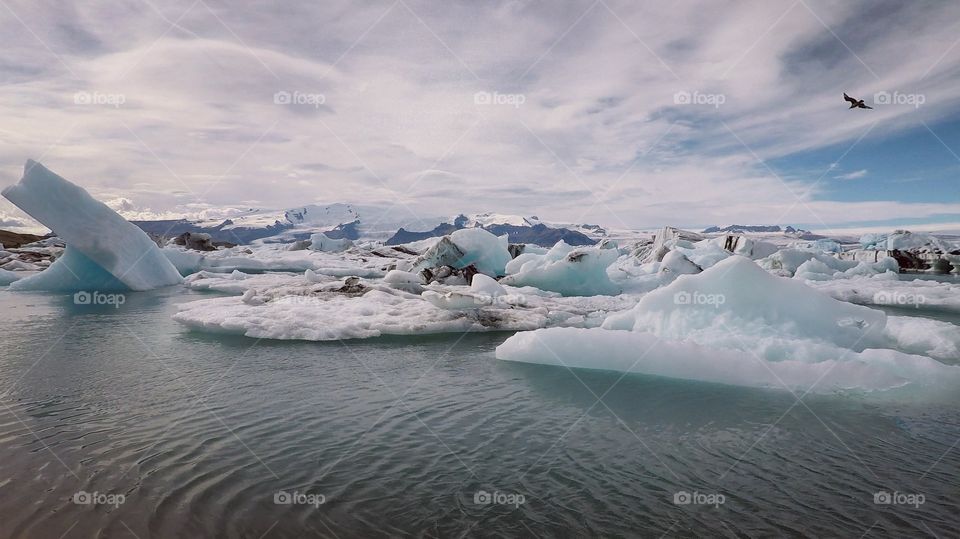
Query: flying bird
844 93 872 109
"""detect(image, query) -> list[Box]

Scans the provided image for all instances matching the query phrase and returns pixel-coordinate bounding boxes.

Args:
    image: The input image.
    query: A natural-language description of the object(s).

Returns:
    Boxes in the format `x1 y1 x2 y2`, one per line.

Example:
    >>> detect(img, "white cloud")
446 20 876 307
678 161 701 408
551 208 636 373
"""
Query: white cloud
834 169 868 180
0 0 957 230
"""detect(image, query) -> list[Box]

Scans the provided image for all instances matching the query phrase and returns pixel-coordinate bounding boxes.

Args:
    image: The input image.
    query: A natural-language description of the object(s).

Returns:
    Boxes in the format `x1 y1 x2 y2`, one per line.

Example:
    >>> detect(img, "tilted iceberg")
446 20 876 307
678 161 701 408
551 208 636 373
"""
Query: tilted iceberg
2 160 182 291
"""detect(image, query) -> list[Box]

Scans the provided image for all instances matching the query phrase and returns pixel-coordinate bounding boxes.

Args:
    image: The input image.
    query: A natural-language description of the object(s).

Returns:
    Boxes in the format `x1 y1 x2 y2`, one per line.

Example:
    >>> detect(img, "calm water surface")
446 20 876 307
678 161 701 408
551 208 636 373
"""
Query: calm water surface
0 284 957 538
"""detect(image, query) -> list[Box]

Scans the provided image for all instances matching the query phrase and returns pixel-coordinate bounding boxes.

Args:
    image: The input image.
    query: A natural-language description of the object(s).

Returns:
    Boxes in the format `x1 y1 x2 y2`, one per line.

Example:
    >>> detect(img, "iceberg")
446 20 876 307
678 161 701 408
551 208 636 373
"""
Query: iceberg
0 268 23 286
860 230 958 252
3 161 182 291
405 228 512 278
497 256 960 392
500 242 620 296
602 256 885 348
309 232 353 252
496 327 959 393
757 248 857 277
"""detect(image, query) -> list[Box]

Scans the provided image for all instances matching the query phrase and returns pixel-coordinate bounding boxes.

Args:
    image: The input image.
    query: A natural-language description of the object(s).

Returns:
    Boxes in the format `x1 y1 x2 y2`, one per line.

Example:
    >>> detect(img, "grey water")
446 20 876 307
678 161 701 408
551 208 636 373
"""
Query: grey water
0 286 958 538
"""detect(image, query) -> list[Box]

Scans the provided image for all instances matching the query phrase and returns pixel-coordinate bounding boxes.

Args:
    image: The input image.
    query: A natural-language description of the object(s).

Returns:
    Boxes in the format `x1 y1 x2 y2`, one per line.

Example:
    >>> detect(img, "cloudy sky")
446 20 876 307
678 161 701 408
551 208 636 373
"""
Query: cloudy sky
1 0 959 233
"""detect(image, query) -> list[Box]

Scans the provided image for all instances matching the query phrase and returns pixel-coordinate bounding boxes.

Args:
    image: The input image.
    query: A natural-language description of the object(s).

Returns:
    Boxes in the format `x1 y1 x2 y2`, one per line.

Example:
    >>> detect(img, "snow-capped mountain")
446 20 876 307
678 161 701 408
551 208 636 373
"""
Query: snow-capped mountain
131 204 605 246
702 224 804 234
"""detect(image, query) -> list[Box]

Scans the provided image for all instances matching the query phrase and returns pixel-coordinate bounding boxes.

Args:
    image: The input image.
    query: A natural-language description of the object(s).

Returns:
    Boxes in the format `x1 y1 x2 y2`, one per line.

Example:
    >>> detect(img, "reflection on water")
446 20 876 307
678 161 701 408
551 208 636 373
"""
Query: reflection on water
0 286 957 537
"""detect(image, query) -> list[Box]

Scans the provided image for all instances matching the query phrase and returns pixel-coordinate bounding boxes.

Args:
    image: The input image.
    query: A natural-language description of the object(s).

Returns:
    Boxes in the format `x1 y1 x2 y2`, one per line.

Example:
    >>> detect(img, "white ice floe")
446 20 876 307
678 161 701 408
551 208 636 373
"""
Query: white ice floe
806 275 960 313
497 256 960 393
860 230 959 252
2 161 182 291
757 248 858 277
161 242 395 278
793 257 899 281
789 238 843 253
173 269 637 340
500 242 620 296
496 327 959 393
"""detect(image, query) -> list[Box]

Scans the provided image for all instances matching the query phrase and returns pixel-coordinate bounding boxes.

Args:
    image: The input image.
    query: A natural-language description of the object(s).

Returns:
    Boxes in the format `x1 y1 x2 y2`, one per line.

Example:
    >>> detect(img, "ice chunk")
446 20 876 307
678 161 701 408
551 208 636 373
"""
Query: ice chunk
641 226 704 263
382 270 425 293
0 259 41 271
175 287 546 340
309 232 353 252
161 248 204 275
757 248 856 277
384 270 423 284
793 258 839 281
407 228 512 277
422 273 520 310
0 268 23 286
496 327 960 393
498 257 960 393
806 276 960 313
790 238 842 253
500 242 620 296
794 257 899 281
174 269 637 339
658 249 701 276
470 273 507 296
10 247 129 291
860 230 958 252
884 316 960 361
3 161 182 291
603 256 885 348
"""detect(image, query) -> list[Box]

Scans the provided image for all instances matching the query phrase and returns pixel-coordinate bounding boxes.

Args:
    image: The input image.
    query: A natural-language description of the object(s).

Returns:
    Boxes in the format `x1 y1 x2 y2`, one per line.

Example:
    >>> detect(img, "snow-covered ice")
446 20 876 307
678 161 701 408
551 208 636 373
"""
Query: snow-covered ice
173 269 637 340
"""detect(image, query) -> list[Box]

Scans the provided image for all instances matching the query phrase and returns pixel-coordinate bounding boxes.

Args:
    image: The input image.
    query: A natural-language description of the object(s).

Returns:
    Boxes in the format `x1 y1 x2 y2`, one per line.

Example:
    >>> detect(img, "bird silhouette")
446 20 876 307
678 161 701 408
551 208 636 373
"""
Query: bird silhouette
844 93 872 109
